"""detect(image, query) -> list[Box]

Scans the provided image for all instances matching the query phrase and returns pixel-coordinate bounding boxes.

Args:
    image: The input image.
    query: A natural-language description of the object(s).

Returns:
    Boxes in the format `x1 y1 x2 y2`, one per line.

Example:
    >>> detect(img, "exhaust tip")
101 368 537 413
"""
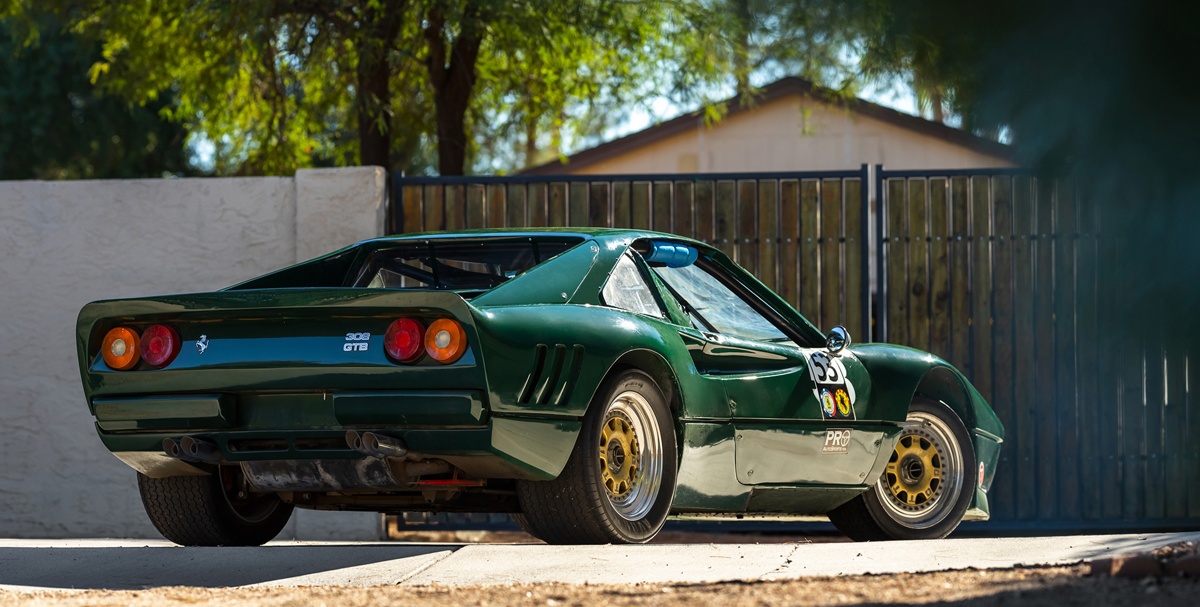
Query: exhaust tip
177 436 221 462
345 430 363 451
362 432 408 458
162 438 182 458
362 432 381 452
180 436 200 457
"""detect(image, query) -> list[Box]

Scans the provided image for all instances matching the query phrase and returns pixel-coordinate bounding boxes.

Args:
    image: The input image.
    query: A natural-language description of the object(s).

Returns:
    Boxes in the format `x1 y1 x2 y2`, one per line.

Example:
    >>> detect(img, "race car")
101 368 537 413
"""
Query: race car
76 228 1003 545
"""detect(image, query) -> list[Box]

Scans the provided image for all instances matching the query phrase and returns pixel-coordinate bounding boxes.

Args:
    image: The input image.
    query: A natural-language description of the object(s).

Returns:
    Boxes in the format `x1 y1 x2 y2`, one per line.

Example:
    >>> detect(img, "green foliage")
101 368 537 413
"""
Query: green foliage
69 1 360 175
715 0 878 93
2 0 910 177
0 14 195 179
469 0 725 171
22 0 732 176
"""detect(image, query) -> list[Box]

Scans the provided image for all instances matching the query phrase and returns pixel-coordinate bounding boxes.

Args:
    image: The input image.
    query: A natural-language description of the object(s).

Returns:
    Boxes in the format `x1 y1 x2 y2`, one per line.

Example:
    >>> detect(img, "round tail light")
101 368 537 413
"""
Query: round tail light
140 325 180 368
385 318 425 363
101 327 141 371
425 319 467 364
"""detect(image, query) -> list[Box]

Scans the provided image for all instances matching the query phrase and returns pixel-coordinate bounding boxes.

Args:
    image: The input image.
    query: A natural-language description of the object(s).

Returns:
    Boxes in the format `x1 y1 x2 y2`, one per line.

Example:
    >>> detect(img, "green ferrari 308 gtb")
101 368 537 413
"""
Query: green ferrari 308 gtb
76 228 1002 546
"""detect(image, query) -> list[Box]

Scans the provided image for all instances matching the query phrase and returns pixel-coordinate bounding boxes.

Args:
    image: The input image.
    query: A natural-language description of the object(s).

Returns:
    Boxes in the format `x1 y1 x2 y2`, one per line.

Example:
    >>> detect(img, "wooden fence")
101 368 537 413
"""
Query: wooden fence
393 167 1200 528
393 169 871 342
877 168 1199 527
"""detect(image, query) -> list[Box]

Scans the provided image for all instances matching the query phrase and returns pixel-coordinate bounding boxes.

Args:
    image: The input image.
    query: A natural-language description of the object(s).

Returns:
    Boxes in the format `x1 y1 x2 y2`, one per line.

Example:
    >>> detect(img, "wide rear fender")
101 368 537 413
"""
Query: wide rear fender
471 305 704 420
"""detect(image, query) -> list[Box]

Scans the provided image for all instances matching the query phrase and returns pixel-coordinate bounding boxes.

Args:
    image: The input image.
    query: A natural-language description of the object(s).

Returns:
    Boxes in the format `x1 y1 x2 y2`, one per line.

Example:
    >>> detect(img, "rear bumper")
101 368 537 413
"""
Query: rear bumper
94 390 487 432
94 391 581 483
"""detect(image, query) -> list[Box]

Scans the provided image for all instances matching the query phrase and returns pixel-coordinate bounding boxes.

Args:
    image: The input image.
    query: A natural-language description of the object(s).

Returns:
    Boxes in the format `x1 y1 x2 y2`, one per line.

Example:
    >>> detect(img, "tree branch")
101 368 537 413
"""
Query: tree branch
270 0 351 31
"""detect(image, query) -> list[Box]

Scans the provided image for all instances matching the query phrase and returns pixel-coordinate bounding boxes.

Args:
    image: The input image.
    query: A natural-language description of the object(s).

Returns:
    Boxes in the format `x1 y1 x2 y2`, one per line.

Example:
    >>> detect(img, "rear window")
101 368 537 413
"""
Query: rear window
350 239 581 293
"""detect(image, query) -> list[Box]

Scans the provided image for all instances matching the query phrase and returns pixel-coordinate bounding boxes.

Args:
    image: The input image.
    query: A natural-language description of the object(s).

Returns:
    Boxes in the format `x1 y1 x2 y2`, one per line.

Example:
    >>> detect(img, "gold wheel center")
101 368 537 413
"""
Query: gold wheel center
599 415 639 499
885 434 942 507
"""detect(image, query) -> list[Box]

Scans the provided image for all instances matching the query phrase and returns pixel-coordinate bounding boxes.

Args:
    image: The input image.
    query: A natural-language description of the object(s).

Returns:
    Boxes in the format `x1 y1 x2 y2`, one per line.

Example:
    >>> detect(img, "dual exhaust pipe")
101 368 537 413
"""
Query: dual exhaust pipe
162 436 221 463
345 431 409 460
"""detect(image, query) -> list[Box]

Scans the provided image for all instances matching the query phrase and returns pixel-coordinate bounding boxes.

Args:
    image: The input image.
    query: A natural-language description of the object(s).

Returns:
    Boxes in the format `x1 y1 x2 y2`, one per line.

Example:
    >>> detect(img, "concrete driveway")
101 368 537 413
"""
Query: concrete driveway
1 532 1197 590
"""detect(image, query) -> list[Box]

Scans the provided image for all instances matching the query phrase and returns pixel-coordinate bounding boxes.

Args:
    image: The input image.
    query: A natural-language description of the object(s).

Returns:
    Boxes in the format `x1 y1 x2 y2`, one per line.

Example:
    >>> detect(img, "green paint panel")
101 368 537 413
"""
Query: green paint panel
94 395 232 431
673 422 750 512
333 391 486 427
973 430 1003 494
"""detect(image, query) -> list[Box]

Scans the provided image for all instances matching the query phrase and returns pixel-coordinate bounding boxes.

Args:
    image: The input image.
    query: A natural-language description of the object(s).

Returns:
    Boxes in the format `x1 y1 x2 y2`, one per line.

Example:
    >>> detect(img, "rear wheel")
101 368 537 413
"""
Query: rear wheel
137 465 293 546
516 369 677 544
828 397 975 541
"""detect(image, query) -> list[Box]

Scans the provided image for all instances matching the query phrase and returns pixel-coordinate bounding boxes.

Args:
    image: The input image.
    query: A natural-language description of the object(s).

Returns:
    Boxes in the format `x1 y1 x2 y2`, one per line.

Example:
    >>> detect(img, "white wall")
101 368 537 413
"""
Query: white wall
0 167 387 540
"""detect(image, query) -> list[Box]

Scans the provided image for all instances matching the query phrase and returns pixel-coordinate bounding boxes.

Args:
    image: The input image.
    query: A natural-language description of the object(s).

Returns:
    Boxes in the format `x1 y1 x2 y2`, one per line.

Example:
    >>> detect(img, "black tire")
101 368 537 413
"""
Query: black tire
137 466 294 546
516 369 678 544
828 397 976 541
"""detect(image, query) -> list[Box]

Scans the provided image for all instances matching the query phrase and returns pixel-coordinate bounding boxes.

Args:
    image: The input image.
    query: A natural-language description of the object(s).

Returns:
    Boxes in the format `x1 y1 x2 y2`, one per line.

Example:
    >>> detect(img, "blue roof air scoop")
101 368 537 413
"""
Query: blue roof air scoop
646 242 698 268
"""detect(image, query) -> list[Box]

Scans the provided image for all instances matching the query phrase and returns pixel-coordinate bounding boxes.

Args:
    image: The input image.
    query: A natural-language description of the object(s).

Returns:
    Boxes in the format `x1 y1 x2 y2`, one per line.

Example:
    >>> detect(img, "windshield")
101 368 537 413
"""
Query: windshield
654 262 792 344
351 239 581 293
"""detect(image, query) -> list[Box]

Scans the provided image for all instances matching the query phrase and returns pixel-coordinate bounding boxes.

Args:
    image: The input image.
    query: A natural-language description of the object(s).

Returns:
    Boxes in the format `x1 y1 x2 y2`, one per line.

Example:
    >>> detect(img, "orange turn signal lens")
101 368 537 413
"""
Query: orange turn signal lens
424 319 467 364
101 327 141 371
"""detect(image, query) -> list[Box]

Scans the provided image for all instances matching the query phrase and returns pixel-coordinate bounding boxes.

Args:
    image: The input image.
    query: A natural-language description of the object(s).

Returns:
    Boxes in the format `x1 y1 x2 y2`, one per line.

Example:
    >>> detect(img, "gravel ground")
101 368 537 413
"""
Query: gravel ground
3 564 1198 607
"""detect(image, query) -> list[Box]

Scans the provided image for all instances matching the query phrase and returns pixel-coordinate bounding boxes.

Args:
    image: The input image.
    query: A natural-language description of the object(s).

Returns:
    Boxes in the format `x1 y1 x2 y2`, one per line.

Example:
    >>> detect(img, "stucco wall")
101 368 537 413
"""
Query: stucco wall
572 94 1015 174
0 167 387 540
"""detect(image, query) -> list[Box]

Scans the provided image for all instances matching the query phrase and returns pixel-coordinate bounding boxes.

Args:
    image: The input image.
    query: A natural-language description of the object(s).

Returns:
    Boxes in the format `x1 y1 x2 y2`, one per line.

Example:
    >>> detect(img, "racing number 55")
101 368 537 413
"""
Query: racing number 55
810 351 840 383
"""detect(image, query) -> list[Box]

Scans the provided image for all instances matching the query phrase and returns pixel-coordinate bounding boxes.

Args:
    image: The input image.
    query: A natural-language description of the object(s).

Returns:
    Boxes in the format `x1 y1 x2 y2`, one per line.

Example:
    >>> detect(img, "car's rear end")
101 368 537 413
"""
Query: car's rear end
75 233 591 543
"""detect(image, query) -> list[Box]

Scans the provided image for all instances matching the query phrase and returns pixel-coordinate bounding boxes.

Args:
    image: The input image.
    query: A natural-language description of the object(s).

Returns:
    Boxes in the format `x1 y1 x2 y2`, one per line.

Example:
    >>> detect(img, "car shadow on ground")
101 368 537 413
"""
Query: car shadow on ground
0 543 461 590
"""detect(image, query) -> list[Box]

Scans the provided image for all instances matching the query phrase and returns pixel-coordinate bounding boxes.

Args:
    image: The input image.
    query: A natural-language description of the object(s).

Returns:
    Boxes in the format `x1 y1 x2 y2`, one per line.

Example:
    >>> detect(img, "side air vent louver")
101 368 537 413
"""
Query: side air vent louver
517 344 585 406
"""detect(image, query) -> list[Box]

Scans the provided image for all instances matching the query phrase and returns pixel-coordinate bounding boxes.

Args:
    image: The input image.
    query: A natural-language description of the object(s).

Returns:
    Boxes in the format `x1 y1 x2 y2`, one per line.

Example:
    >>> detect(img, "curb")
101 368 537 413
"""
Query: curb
1088 541 1200 578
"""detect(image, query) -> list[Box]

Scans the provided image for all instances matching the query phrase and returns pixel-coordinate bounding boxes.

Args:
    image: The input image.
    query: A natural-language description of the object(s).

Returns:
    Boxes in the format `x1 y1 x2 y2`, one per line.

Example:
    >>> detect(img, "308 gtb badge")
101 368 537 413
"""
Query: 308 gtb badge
344 332 370 352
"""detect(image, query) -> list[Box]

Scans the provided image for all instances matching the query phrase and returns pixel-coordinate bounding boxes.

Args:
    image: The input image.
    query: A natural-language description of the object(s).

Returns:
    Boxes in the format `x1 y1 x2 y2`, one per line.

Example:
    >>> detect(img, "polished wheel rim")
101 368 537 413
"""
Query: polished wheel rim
876 410 963 528
598 390 662 521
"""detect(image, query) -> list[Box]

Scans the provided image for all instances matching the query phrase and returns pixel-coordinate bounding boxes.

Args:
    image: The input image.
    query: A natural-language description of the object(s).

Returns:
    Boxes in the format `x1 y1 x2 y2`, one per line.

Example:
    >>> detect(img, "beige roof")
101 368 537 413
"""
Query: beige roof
523 77 1014 175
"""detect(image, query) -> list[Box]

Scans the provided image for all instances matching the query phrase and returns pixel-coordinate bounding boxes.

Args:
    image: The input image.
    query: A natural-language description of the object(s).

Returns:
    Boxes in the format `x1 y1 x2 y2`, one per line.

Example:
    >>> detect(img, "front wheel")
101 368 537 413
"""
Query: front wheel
137 465 294 546
828 397 976 541
515 369 678 544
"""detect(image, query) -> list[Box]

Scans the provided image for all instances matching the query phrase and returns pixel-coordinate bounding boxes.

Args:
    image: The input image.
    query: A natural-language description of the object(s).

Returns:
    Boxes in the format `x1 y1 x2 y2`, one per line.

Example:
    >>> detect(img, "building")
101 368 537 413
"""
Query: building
523 77 1014 175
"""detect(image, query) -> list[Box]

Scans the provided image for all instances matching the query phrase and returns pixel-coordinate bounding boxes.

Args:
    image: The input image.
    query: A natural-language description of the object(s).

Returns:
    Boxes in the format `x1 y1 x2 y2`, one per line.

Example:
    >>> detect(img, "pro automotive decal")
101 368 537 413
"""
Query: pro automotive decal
822 428 852 454
804 349 857 420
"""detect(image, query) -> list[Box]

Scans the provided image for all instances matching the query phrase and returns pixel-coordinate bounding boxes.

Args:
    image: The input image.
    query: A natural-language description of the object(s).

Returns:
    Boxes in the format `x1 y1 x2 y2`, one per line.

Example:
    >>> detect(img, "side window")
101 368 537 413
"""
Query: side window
654 262 790 343
601 253 666 319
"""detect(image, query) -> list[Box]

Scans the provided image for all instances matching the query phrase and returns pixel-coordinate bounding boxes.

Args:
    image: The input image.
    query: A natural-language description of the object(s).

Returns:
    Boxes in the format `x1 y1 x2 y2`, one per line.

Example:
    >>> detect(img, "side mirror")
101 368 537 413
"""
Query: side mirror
826 325 850 354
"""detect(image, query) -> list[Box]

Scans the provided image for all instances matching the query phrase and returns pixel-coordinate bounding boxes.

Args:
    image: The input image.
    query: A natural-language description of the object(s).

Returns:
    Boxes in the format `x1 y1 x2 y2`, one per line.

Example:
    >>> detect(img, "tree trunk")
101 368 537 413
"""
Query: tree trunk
931 89 945 124
425 6 484 176
356 47 392 171
732 0 752 101
523 115 538 168
354 4 404 172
